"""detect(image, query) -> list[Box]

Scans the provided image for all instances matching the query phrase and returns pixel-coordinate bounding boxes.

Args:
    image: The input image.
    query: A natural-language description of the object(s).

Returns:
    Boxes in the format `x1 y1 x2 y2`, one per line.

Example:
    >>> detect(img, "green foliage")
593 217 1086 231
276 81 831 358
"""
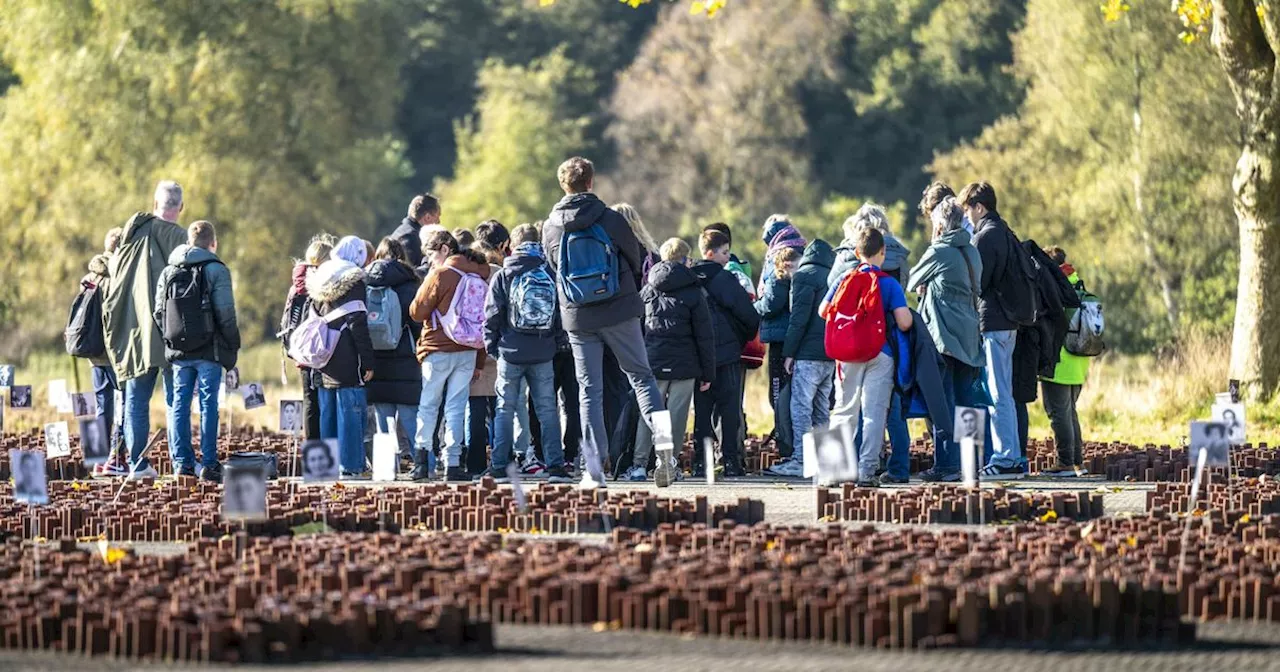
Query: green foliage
931 0 1238 352
0 0 412 355
435 49 592 230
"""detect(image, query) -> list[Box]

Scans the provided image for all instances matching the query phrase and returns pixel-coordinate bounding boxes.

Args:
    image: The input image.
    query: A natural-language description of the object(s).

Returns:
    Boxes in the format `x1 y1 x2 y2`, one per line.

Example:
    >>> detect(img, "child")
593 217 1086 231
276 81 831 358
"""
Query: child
628 238 716 482
1039 245 1090 477
755 246 801 462
821 228 912 487
280 234 335 441
408 230 491 481
87 228 128 477
690 230 760 477
481 224 572 483
306 235 375 476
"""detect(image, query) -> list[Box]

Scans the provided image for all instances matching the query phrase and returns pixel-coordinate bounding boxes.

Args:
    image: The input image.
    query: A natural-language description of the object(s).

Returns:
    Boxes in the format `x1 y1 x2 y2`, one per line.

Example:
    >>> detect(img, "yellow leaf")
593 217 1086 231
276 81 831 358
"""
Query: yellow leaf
539 0 555 5
1125 536 1137 548
104 548 127 564
690 0 706 14
1038 510 1058 523
765 540 778 551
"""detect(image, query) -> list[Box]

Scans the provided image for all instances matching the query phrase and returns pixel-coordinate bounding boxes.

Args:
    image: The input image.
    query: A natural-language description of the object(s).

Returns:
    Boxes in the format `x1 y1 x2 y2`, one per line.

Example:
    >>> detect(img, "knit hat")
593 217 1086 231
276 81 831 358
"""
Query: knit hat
332 235 368 267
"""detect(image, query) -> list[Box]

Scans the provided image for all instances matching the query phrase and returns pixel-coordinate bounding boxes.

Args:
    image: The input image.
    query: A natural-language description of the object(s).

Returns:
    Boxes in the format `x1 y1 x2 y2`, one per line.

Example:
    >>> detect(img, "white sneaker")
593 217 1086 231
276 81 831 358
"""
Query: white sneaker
577 474 606 490
623 466 648 482
126 465 160 481
765 458 805 478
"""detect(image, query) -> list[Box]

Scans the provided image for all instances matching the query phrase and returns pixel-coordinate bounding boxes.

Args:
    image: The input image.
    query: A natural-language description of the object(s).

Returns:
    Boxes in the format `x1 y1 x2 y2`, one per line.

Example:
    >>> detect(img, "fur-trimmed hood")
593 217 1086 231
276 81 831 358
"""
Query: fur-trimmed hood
88 253 111 278
307 259 366 303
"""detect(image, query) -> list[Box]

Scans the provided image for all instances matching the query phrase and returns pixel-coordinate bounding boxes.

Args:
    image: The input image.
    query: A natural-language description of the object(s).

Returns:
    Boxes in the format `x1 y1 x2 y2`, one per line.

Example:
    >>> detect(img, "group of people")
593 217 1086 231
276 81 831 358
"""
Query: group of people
73 157 1096 489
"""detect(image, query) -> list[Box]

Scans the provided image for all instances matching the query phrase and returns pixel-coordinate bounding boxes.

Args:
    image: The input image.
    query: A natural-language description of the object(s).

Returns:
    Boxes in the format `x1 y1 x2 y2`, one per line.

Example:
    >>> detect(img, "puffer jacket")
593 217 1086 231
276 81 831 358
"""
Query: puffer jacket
642 261 717 383
542 192 645 332
783 239 835 362
306 260 375 389
364 259 422 406
391 217 424 269
484 247 561 366
153 245 241 371
408 252 492 368
83 253 114 368
830 233 909 287
691 260 760 367
753 274 791 344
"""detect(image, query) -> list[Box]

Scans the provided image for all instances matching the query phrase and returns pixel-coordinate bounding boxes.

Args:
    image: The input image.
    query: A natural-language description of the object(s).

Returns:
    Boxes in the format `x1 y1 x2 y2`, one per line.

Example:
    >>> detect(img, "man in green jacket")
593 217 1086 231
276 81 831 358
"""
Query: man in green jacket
1039 246 1090 477
102 180 189 479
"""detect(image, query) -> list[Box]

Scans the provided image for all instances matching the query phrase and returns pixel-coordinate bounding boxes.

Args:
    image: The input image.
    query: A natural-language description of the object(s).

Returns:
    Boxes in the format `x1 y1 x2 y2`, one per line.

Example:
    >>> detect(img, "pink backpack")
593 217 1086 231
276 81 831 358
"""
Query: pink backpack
433 267 487 349
287 300 366 370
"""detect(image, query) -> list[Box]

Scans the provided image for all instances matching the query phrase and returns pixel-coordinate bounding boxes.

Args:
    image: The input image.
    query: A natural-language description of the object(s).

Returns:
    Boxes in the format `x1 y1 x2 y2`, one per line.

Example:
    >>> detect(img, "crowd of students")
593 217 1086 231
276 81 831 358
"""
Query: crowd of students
75 158 1099 489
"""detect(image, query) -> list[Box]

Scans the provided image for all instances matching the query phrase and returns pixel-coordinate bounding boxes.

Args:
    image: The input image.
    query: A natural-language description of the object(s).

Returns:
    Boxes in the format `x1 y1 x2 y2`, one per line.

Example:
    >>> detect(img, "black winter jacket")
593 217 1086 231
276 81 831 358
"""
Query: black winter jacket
484 250 561 365
542 193 646 332
391 218 424 270
973 212 1033 333
642 261 717 383
691 260 761 367
364 259 423 405
305 260 375 389
782 239 836 362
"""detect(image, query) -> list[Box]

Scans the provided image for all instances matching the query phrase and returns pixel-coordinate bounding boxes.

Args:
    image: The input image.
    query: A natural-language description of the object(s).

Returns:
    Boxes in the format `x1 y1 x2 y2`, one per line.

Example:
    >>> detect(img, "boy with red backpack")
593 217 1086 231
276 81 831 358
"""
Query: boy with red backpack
820 228 913 487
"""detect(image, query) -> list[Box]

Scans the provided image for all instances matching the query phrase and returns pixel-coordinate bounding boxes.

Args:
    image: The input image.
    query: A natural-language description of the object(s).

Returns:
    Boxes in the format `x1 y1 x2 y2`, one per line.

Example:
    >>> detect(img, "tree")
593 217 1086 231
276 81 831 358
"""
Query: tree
0 1 412 356
435 49 592 229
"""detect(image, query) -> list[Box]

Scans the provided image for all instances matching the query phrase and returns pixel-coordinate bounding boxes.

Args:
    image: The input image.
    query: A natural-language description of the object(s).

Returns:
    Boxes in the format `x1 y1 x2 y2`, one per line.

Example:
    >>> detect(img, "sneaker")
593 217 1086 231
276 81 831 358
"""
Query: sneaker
126 465 159 481
919 468 962 483
654 451 676 488
1041 463 1078 477
93 461 130 478
520 457 547 477
473 468 510 484
545 466 575 484
764 458 805 478
341 470 371 480
723 462 745 478
174 465 196 478
979 463 1026 480
855 476 881 488
1074 464 1090 477
879 473 909 485
622 466 648 482
444 466 469 482
577 474 606 490
197 462 223 484
409 464 433 482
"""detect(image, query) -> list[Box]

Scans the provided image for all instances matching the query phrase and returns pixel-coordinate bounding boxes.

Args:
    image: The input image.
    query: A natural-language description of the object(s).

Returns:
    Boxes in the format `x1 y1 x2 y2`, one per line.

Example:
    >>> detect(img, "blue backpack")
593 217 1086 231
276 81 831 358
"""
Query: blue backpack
558 224 618 305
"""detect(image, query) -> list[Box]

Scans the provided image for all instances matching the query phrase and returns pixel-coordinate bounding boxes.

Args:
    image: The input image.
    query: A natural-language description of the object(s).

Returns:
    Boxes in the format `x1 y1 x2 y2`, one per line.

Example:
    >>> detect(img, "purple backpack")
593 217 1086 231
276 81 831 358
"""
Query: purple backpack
287 300 366 370
433 267 487 349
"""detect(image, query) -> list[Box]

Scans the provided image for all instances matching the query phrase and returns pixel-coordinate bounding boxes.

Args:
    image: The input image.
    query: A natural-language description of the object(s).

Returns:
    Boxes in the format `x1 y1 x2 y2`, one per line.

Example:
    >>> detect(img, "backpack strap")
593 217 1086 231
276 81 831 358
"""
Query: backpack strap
957 247 979 311
322 300 367 324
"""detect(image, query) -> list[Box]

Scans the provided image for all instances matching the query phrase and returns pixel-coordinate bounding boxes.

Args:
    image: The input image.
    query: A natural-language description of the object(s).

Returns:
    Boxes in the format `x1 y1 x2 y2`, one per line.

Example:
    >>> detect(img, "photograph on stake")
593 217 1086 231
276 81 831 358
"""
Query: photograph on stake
222 462 268 522
43 421 70 459
0 365 13 388
10 449 48 505
9 385 32 410
1189 421 1231 468
79 418 110 465
301 439 341 482
242 382 266 411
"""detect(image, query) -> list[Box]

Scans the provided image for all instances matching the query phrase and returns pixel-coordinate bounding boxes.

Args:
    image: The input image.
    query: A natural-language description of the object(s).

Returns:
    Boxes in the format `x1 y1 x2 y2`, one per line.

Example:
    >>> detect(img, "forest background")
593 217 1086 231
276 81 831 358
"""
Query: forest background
0 0 1256 440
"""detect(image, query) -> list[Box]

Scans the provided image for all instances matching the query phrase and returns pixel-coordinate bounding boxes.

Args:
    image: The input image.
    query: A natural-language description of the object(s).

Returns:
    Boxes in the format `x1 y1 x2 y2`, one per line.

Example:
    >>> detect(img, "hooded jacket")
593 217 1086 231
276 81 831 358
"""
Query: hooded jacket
891 309 953 440
905 228 985 368
306 260 375 389
542 192 645 332
484 248 561 366
972 211 1029 333
691 260 760 368
102 213 188 381
364 259 423 405
152 245 241 370
391 217 424 269
642 261 717 382
83 253 114 368
753 274 792 344
408 252 492 368
783 239 836 362
830 233 909 288
280 262 315 371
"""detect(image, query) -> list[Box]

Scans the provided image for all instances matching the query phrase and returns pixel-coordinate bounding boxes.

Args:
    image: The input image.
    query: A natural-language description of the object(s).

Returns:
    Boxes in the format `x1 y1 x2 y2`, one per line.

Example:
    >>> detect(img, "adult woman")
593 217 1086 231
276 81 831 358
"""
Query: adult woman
365 237 424 465
905 197 985 481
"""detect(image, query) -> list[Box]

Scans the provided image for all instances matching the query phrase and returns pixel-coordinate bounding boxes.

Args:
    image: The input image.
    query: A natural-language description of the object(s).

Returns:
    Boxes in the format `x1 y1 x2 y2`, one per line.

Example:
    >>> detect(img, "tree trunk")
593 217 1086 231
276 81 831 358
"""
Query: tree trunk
1212 0 1279 398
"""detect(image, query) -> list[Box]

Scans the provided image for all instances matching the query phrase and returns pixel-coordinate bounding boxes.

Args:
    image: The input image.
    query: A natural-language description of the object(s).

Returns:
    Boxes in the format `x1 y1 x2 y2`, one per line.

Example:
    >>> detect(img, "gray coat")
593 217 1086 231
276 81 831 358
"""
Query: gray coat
905 229 984 368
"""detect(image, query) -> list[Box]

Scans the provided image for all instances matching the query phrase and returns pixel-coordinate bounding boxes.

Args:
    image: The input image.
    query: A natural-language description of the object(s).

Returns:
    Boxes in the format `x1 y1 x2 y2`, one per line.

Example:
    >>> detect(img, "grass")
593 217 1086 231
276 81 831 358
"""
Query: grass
4 333 1276 447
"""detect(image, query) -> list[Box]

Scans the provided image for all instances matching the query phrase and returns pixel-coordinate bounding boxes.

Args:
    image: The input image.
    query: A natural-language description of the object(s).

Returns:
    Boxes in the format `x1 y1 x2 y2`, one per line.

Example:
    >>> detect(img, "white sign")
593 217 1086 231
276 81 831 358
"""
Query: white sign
960 437 978 489
1211 402 1246 445
372 433 397 482
1189 421 1230 468
48 380 70 413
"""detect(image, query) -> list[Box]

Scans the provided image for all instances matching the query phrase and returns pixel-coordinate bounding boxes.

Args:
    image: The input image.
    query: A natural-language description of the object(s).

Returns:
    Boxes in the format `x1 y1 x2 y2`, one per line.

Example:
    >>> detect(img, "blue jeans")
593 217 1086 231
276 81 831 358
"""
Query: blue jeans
933 356 980 474
91 365 125 460
373 403 417 456
495 359 563 471
789 360 835 457
318 387 368 473
983 330 1019 468
125 367 173 471
415 351 475 467
168 359 223 470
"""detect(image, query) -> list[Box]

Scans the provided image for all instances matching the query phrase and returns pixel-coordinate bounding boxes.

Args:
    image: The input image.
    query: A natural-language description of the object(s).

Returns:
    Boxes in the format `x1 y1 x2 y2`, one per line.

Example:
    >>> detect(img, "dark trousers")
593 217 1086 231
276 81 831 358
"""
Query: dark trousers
767 345 793 457
300 369 322 441
466 396 495 474
531 348 581 466
933 357 979 474
1016 402 1029 461
694 362 745 467
91 365 125 459
1041 381 1083 466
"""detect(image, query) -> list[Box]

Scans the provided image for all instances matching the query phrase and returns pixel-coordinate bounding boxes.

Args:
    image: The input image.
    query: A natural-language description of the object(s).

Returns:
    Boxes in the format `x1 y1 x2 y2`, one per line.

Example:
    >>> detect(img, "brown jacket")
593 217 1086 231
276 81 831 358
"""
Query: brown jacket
409 253 492 368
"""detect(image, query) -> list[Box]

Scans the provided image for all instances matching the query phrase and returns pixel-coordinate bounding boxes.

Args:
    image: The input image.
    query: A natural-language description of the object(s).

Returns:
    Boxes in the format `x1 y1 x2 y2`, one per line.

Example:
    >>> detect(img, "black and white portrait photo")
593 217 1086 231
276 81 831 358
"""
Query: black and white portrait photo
71 392 97 419
9 385 32 409
1190 421 1231 468
49 379 70 413
241 382 266 411
222 462 268 522
279 400 303 433
10 449 48 505
301 439 341 482
43 421 70 459
79 418 109 465
1211 403 1246 445
225 367 240 391
0 365 13 388
802 422 858 484
954 406 987 448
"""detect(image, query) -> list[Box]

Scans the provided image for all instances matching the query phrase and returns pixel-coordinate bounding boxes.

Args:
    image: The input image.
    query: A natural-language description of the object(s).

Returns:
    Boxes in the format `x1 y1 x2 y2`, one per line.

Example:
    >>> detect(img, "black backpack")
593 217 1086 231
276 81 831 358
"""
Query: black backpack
162 261 217 354
277 291 312 347
997 228 1041 327
65 281 106 358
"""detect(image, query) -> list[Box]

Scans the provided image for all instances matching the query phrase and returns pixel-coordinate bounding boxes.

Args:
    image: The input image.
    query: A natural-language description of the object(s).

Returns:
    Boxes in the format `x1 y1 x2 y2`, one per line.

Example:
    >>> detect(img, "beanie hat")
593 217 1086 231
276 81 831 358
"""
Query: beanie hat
332 235 368 267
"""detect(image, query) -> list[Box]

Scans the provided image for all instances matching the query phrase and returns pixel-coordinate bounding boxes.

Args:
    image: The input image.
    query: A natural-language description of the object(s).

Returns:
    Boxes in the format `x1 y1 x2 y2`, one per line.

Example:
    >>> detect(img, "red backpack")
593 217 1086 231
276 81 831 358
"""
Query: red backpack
822 268 888 363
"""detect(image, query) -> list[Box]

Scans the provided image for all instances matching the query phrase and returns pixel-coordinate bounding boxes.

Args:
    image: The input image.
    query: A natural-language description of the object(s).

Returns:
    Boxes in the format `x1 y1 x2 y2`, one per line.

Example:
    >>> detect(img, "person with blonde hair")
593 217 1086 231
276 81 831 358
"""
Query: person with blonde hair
612 203 659 256
280 232 337 441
